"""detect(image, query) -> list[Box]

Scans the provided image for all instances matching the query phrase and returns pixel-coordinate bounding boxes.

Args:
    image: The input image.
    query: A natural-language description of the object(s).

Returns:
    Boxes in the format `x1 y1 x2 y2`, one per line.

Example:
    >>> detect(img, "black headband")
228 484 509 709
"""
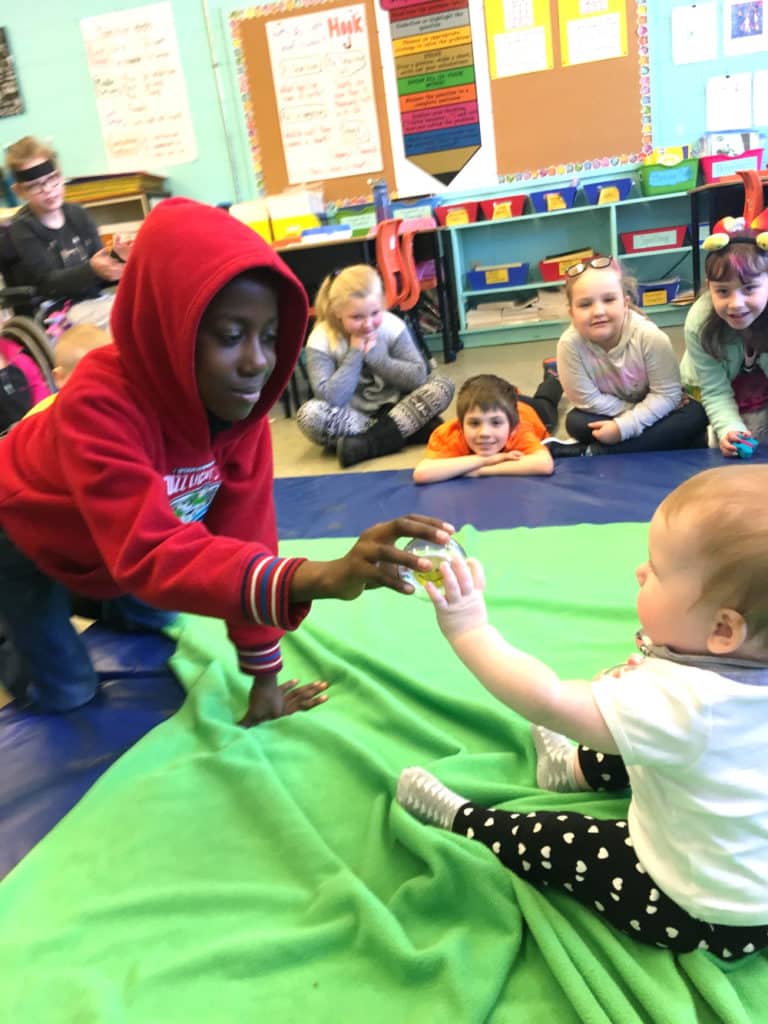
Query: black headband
13 160 56 183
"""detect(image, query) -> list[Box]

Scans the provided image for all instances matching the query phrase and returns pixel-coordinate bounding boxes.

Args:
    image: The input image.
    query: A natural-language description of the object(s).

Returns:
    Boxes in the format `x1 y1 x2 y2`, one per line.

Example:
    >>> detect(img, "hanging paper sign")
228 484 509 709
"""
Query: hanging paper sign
387 0 481 184
266 4 383 183
0 27 23 118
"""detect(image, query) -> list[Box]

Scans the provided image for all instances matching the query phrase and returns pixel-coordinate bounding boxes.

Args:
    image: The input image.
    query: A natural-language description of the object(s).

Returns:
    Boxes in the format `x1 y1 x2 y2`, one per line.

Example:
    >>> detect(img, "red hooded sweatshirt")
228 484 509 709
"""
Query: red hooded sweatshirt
0 197 311 677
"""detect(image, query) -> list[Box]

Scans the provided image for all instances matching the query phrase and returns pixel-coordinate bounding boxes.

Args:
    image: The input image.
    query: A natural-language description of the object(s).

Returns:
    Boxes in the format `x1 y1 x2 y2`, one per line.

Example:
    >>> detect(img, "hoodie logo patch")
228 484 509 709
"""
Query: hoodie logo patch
165 462 222 523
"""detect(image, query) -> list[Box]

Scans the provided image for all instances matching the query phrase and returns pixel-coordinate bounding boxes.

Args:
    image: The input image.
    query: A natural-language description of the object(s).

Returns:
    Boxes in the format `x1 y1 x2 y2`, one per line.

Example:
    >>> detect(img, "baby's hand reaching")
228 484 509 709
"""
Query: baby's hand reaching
426 556 488 641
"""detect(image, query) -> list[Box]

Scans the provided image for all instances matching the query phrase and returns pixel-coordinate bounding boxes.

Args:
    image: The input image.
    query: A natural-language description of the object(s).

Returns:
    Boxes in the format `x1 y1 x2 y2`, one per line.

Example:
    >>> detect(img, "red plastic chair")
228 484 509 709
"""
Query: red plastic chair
374 218 408 309
374 218 435 368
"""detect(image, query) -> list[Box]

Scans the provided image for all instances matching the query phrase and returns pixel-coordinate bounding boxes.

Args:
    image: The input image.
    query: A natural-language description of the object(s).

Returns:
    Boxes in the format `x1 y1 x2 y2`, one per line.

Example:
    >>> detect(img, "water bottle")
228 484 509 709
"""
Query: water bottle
371 179 392 223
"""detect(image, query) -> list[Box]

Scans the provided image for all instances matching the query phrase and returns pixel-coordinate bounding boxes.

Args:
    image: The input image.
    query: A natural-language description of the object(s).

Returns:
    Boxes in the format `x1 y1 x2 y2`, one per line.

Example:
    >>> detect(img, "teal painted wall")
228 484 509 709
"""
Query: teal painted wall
1 1 254 205
1 1 764 207
648 2 768 148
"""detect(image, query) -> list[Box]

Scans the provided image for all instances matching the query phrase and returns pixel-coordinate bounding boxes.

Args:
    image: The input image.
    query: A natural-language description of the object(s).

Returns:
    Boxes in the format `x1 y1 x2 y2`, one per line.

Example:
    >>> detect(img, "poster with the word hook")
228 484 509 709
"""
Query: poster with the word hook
266 4 383 183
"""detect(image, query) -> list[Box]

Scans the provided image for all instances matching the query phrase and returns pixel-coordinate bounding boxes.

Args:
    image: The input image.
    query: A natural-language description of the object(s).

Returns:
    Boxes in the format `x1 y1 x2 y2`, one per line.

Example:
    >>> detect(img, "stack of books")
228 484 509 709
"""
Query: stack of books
466 288 568 329
64 173 166 204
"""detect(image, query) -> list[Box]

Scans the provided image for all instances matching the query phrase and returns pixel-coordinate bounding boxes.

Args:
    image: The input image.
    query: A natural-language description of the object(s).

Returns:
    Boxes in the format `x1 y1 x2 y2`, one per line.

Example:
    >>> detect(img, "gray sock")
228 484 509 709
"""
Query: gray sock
531 725 583 792
396 767 467 829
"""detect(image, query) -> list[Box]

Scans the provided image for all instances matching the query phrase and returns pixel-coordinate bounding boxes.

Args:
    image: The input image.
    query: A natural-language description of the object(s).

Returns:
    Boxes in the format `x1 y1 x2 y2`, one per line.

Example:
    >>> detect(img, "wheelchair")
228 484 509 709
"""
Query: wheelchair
0 222 57 432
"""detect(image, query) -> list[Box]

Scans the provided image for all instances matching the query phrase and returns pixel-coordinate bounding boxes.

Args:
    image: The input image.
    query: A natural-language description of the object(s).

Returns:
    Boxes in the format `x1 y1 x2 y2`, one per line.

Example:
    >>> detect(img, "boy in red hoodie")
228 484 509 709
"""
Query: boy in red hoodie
0 198 452 724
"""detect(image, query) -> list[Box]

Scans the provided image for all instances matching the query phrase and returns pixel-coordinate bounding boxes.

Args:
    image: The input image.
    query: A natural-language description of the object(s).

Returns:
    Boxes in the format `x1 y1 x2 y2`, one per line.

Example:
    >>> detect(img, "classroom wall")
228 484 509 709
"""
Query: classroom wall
648 3 768 147
1 1 252 206
1 1 765 207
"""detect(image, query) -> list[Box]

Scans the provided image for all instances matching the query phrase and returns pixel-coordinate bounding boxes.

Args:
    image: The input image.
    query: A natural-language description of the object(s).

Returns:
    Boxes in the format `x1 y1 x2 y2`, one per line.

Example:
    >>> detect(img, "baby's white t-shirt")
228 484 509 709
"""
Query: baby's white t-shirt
593 656 768 925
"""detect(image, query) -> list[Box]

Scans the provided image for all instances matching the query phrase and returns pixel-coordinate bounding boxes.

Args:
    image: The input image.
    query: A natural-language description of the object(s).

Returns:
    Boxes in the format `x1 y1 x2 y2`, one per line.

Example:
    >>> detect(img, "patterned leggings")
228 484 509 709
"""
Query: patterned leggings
452 748 768 961
296 373 454 446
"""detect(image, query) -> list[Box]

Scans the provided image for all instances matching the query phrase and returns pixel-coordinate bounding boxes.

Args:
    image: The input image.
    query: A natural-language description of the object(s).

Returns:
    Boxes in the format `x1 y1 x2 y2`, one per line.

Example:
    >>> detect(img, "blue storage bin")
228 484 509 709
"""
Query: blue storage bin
529 186 578 213
467 262 529 290
582 177 634 204
636 276 681 307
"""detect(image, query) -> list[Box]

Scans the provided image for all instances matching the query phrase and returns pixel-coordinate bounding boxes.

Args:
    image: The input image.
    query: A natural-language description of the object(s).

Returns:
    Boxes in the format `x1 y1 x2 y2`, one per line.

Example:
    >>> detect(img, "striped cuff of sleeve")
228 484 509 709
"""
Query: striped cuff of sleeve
238 641 281 676
241 555 307 627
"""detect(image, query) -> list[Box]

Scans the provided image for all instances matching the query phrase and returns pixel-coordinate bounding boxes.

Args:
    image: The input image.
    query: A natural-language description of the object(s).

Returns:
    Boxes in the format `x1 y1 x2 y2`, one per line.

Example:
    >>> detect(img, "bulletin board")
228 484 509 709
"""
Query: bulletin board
231 0 648 198
231 0 395 204
488 0 645 175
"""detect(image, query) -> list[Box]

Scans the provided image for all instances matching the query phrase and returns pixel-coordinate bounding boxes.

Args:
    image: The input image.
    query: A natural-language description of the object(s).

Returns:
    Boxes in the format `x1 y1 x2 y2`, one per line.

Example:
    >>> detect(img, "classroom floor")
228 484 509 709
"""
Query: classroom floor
269 327 686 478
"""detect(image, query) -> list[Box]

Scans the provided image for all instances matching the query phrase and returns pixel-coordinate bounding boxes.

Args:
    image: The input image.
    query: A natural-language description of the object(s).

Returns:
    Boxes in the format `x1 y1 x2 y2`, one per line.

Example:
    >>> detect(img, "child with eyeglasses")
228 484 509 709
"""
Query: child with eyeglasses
681 231 768 457
556 256 707 454
4 136 129 328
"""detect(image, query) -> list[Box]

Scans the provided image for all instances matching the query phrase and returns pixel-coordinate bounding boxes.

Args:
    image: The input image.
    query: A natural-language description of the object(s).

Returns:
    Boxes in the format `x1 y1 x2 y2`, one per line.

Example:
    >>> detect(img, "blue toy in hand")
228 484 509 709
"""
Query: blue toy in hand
733 433 759 459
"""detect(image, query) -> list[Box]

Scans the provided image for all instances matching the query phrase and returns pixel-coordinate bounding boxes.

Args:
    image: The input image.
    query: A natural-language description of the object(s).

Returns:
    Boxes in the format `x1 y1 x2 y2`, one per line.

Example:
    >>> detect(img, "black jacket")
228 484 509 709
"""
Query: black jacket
8 202 106 300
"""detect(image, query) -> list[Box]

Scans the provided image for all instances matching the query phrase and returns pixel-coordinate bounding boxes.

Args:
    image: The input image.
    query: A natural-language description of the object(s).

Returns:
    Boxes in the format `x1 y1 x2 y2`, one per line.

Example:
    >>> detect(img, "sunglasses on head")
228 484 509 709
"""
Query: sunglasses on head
564 255 614 278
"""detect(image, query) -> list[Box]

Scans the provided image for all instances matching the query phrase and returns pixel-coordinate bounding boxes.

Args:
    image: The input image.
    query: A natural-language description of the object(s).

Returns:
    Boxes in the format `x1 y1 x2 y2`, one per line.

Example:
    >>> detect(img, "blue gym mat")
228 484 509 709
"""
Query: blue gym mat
0 448 759 878
275 448 728 538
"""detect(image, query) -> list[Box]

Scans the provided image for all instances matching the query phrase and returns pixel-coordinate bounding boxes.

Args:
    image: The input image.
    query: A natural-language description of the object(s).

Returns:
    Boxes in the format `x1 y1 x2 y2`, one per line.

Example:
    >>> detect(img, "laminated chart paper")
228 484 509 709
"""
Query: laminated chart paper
385 0 481 184
558 0 628 67
484 0 553 78
80 2 197 171
266 4 383 183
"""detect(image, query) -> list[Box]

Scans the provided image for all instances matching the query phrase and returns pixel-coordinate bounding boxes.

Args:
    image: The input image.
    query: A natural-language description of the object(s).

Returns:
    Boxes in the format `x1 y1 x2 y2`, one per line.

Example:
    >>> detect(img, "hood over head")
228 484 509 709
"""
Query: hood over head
110 197 308 443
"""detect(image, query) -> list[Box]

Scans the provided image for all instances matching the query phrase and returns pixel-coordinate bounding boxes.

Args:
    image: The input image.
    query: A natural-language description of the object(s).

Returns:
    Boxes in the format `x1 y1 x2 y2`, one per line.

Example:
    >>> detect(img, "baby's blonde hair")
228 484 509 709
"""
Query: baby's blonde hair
660 465 768 645
54 324 111 387
314 264 383 353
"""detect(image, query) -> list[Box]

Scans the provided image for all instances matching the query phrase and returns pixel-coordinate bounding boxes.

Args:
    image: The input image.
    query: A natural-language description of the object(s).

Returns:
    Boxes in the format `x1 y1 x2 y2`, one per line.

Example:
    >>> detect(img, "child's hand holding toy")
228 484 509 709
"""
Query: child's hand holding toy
732 431 759 459
425 556 488 641
721 429 758 458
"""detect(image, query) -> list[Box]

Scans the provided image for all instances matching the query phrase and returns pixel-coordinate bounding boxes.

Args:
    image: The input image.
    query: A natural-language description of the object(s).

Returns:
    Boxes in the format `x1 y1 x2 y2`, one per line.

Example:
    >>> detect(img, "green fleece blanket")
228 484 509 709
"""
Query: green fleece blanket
0 525 764 1023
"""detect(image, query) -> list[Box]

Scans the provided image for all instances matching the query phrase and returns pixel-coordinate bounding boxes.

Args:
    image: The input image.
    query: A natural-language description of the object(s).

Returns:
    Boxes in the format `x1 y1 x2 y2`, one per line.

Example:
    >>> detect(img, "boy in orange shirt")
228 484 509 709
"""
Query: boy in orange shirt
413 373 555 484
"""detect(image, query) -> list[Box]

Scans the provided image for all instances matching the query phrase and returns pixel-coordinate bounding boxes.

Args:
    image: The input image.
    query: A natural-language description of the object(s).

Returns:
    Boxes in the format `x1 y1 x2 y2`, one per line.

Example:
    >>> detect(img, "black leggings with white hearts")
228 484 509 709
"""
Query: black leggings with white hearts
451 747 768 961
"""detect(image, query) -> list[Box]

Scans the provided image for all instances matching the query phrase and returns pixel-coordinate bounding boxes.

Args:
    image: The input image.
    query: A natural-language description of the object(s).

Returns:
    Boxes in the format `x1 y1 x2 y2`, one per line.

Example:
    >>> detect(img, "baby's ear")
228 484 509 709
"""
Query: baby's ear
707 608 748 655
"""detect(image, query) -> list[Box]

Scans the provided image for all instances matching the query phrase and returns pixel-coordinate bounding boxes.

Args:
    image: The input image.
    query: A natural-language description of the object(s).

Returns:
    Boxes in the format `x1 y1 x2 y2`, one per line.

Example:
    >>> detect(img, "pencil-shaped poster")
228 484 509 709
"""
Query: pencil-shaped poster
383 0 481 184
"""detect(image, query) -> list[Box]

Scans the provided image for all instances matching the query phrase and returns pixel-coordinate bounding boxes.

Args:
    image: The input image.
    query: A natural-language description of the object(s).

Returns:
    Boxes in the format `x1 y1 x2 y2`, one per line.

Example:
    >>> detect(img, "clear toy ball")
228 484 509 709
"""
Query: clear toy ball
399 537 467 595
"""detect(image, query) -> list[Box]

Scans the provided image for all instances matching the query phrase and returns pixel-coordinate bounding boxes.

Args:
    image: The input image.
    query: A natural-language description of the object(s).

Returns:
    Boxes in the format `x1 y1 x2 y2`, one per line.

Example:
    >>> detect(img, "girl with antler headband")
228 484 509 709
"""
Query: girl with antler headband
682 170 768 456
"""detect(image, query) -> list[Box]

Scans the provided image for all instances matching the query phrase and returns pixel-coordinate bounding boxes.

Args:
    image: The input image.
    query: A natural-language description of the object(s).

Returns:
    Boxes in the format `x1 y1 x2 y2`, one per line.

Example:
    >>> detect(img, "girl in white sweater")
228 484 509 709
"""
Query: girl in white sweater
557 256 707 454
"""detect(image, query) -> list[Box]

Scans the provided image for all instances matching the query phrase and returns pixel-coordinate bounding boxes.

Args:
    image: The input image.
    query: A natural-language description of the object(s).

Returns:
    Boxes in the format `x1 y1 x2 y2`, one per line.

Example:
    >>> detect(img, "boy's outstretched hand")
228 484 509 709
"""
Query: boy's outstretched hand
239 676 329 727
426 557 488 641
291 514 456 601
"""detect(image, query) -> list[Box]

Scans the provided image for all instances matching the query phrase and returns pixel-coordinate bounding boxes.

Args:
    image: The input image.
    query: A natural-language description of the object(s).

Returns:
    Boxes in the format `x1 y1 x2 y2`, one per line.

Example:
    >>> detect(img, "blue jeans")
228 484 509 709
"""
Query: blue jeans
0 529 176 712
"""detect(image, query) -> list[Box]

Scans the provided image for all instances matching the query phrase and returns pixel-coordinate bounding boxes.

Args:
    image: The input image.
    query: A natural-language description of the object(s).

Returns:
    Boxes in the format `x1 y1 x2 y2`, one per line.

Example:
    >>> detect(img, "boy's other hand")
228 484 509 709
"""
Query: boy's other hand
239 676 329 727
90 247 125 283
111 233 134 262
426 557 488 641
